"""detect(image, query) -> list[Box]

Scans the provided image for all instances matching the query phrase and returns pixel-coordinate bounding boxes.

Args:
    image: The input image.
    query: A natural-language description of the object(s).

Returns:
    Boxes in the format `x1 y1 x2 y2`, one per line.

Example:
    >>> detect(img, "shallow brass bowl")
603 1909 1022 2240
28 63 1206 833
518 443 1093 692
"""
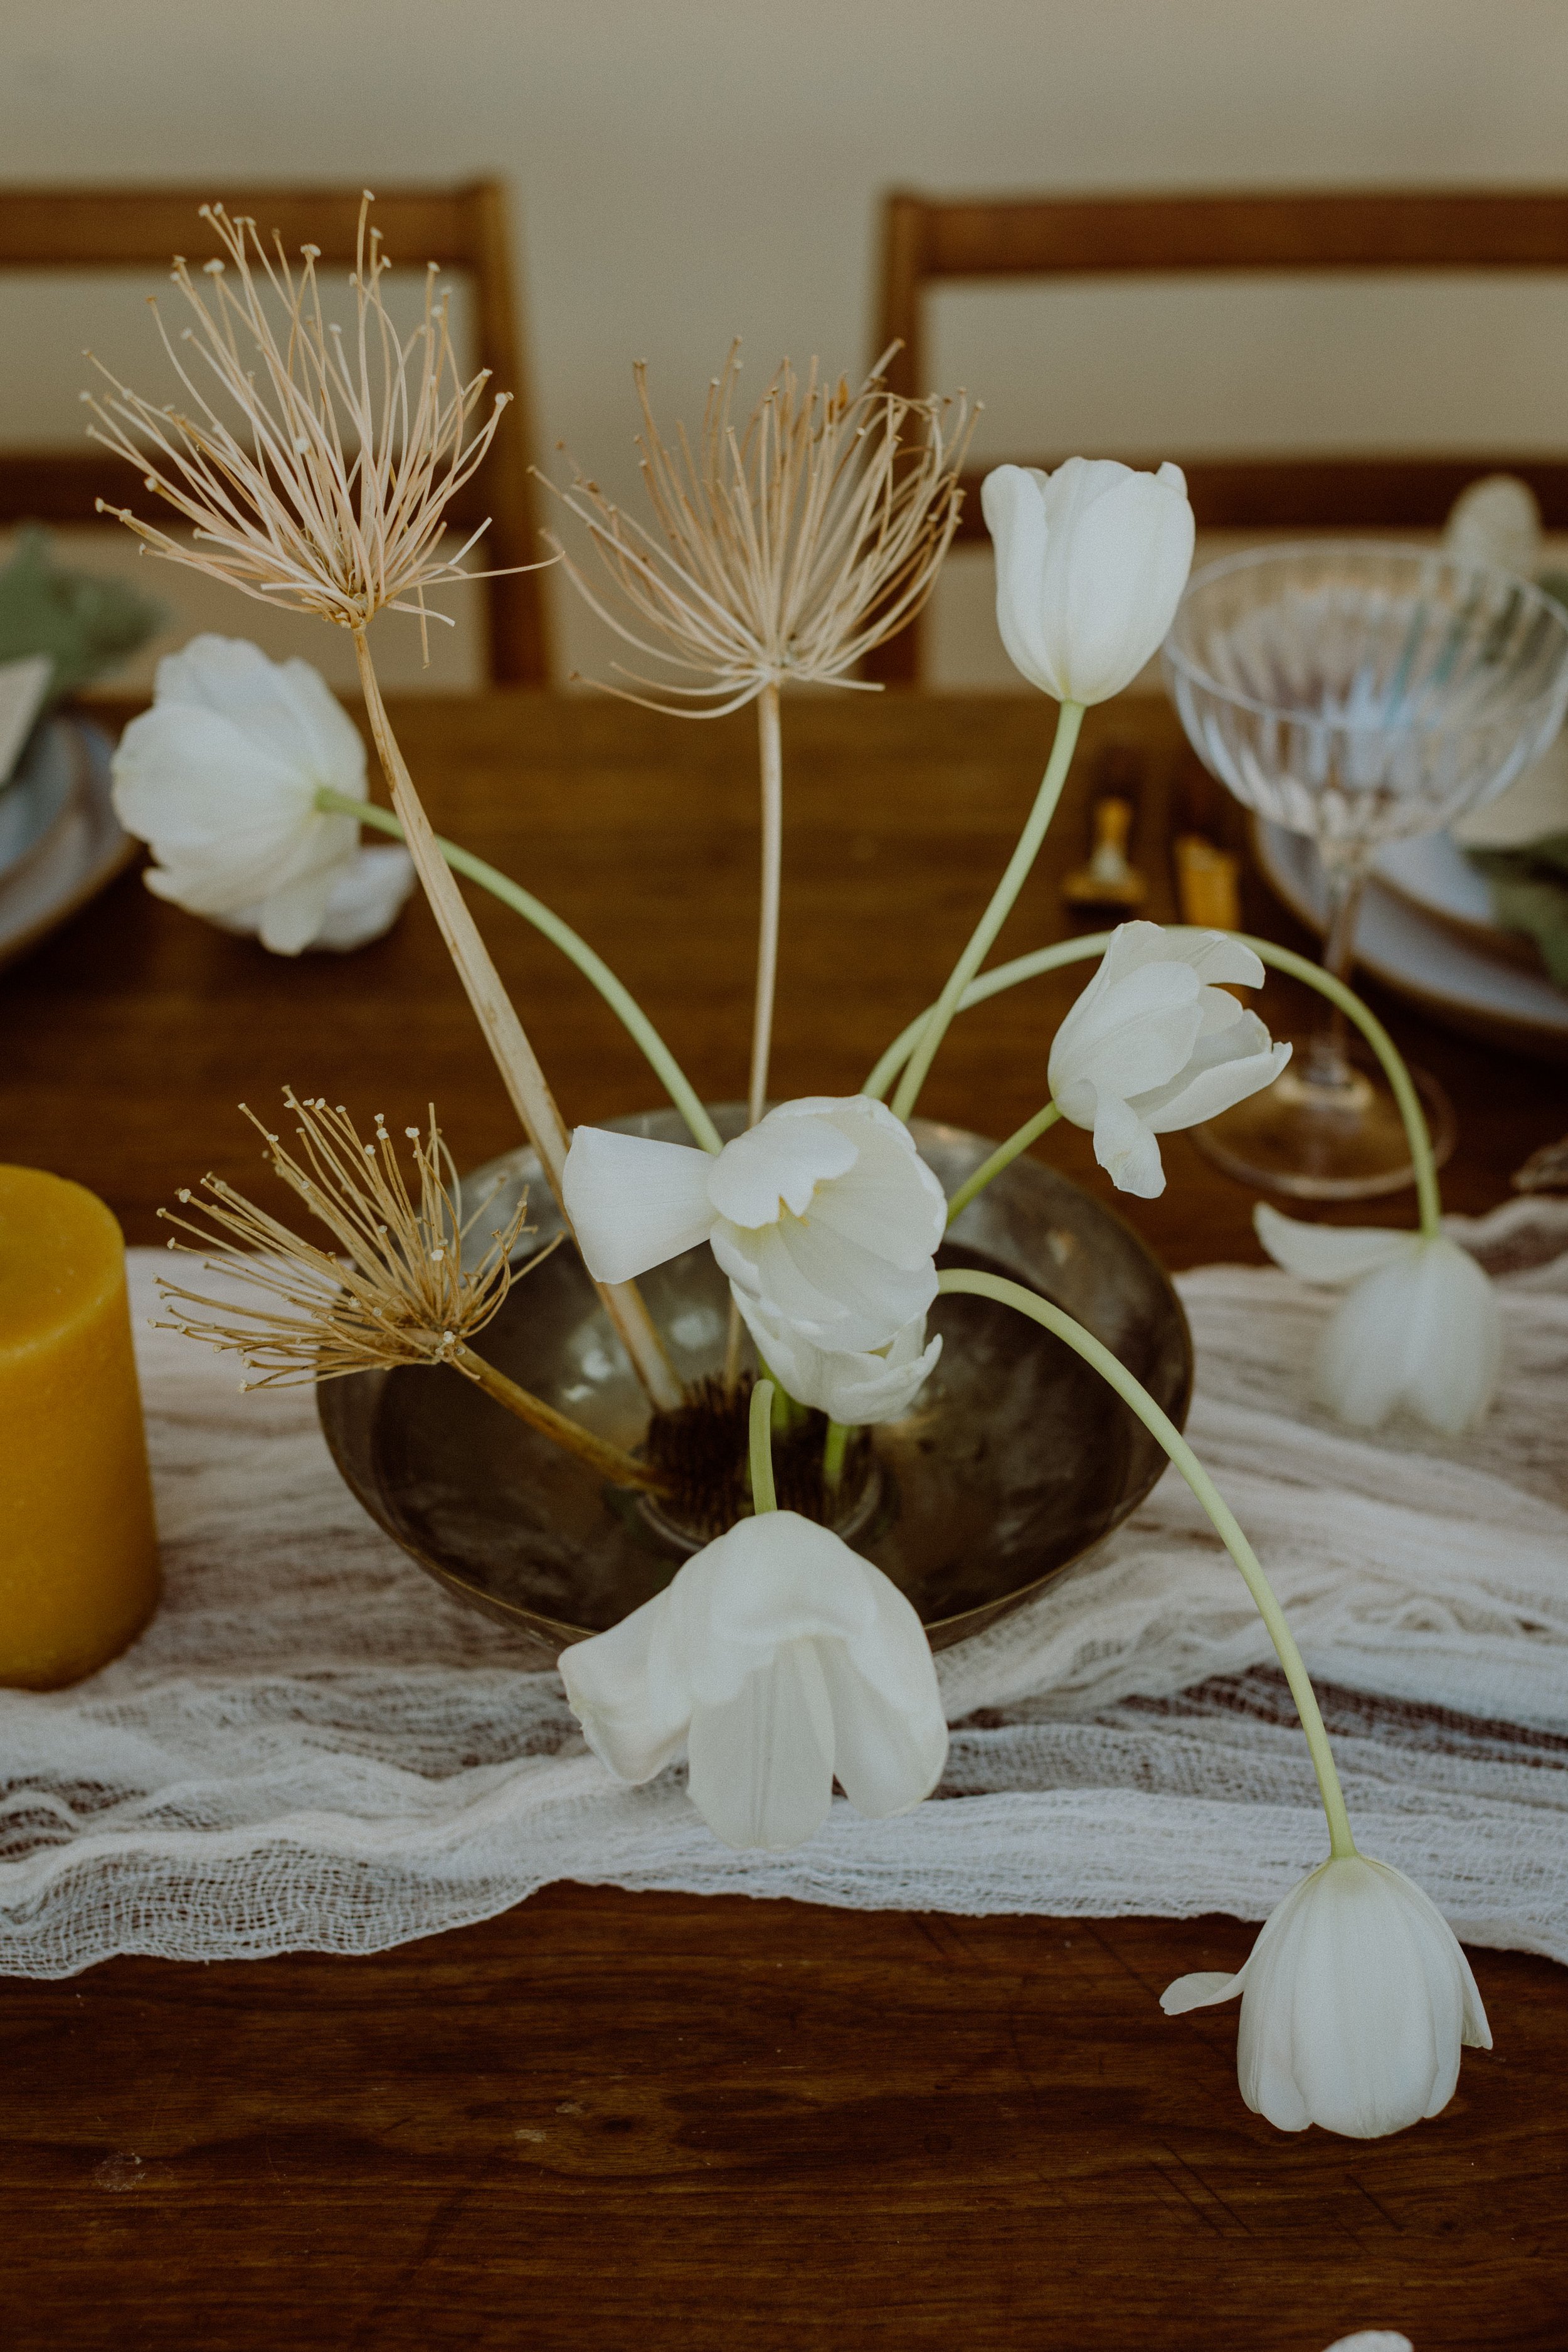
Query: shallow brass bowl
317 1109 1192 1667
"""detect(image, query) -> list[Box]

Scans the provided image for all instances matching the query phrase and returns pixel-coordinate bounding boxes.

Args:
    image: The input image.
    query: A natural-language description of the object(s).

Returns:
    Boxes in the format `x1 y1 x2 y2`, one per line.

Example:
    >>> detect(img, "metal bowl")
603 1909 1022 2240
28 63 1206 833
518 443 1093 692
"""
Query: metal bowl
317 1108 1192 1666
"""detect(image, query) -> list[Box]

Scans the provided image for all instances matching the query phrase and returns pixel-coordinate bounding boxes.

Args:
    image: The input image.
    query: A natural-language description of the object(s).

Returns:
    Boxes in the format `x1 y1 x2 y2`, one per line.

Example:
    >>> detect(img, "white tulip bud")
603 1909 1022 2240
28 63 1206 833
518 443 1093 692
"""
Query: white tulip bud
1162 1853 1490 2139
982 458 1195 705
1049 923 1290 1198
1255 1205 1502 1434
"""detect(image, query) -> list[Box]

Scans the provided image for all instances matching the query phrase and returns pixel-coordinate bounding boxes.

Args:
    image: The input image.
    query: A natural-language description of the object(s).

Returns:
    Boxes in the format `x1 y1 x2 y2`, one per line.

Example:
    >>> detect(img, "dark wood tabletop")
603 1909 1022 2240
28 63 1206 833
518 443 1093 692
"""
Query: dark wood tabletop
3 690 1566 2352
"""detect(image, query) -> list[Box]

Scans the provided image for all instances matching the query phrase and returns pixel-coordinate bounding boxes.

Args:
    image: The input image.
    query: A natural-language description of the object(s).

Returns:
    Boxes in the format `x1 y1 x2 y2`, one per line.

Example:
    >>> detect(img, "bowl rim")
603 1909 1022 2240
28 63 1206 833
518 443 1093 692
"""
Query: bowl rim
318 1109 1194 1658
1162 536 1568 736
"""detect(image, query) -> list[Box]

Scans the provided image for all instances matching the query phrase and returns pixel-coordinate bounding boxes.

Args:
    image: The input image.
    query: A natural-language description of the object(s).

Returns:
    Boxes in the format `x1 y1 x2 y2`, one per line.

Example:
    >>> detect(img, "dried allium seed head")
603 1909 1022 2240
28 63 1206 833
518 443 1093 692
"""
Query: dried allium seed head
541 342 977 716
85 196 531 643
156 1090 549 1386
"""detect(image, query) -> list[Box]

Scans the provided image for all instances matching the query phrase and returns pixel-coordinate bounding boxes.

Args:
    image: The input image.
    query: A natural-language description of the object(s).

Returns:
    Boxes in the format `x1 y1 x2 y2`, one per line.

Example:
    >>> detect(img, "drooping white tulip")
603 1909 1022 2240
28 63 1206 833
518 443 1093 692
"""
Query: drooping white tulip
1254 1204 1502 1435
737 1295 941 1426
111 635 414 955
564 1095 947 1355
559 1510 949 1852
1048 923 1290 1198
1162 1853 1491 2139
982 458 1195 705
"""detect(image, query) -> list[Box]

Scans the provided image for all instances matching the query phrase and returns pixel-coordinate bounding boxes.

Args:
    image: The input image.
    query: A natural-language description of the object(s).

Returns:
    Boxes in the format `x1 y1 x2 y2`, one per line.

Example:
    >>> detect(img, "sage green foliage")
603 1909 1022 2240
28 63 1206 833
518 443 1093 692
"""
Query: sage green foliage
0 528 165 702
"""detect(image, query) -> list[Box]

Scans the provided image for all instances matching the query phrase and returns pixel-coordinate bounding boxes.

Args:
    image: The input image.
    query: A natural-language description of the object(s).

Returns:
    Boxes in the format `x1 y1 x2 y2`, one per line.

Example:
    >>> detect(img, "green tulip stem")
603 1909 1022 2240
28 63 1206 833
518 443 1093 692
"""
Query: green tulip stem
749 1379 778 1514
869 928 1442 1236
889 699 1085 1122
937 1268 1357 1861
945 1102 1064 1225
822 1417 850 1492
318 788 723 1158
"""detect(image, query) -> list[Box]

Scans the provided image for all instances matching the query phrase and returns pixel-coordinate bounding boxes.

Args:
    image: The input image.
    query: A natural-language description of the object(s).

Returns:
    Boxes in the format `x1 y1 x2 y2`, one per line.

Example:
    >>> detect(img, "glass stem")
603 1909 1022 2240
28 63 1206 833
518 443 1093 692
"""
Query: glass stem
1305 854 1370 1097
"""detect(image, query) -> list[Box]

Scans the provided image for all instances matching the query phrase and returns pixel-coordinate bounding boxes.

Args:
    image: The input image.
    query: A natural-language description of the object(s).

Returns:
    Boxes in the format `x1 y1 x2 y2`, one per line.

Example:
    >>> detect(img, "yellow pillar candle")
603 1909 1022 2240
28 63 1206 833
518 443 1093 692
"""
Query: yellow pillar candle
0 1166 159 1688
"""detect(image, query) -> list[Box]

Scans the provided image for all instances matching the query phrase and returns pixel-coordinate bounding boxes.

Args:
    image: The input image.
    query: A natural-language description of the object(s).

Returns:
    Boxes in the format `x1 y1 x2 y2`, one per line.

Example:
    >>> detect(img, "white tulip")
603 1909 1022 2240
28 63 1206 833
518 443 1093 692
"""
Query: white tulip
564 1095 947 1355
1048 923 1290 1198
982 458 1195 705
1323 2337 1414 2352
111 635 414 955
1162 1853 1490 2138
559 1509 949 1852
1255 1205 1502 1435
737 1295 941 1426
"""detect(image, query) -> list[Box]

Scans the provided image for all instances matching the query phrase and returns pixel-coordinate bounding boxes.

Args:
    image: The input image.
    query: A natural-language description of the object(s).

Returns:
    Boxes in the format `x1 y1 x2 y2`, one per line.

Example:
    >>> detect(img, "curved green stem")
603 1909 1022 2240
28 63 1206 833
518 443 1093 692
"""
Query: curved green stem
749 1379 778 1513
937 1268 1357 1859
889 699 1084 1121
871 926 1441 1235
319 787 723 1158
946 1102 1063 1225
822 1417 849 1492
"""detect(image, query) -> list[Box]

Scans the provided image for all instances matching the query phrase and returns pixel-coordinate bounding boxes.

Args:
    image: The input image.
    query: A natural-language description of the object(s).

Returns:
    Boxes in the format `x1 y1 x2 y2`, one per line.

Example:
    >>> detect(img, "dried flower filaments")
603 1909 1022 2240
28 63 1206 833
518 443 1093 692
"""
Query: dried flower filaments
158 1093 667 1493
90 194 679 1409
546 345 975 1389
85 197 508 637
543 343 974 718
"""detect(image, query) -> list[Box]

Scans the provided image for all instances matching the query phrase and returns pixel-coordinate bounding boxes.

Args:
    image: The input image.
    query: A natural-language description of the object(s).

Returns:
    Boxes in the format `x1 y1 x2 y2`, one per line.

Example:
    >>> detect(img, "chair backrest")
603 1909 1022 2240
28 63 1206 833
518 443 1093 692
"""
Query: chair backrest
0 181 552 685
871 187 1568 684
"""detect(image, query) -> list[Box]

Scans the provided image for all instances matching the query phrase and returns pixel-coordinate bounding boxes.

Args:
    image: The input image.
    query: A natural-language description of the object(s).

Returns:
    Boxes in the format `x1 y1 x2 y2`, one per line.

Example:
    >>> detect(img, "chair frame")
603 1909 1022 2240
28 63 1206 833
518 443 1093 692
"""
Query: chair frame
0 180 552 684
872 186 1568 682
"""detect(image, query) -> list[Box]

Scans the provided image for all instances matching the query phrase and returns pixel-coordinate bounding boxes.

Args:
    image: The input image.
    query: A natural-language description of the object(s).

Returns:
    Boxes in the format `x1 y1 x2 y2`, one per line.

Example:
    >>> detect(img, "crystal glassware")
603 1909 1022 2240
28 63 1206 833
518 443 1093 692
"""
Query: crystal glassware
1163 542 1568 1197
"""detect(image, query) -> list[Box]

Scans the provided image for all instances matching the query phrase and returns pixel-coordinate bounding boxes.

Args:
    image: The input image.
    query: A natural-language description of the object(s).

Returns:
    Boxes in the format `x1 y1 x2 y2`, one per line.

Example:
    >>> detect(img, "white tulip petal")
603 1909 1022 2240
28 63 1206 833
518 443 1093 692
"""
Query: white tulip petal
1253 1204 1414 1286
706 1111 856 1226
1159 1969 1246 2016
558 1594 691 1784
817 1577 947 1817
1090 1090 1167 1198
738 1297 943 1425
562 1126 716 1284
1313 1237 1500 1434
1138 1032 1291 1133
1323 2334 1415 2352
309 845 418 951
1055 465 1196 702
257 868 341 956
687 1640 837 1851
1050 965 1207 1103
982 465 1057 694
724 1211 938 1352
154 635 368 796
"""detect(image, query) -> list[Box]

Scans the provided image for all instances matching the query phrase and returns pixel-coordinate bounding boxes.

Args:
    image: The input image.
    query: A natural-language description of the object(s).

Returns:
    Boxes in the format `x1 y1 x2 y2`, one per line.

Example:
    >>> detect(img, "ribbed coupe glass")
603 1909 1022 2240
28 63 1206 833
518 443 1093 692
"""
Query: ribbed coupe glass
1164 542 1568 1197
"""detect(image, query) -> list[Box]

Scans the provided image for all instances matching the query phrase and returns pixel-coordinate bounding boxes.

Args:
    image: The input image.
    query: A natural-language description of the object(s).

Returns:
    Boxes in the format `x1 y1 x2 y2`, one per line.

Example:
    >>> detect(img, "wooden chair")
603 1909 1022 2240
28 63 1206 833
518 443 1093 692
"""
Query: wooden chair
871 187 1568 684
0 181 552 684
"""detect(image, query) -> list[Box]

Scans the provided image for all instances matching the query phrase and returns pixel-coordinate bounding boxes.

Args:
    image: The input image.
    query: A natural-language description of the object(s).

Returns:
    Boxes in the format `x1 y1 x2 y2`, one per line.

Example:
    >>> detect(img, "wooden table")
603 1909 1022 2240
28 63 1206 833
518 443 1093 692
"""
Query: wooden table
3 692 1565 2352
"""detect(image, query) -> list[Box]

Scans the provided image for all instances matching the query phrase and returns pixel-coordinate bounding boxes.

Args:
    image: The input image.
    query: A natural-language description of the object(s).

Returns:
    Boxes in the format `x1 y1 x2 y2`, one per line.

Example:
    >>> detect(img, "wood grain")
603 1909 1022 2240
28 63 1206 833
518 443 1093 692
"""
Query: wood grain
1 691 1564 2351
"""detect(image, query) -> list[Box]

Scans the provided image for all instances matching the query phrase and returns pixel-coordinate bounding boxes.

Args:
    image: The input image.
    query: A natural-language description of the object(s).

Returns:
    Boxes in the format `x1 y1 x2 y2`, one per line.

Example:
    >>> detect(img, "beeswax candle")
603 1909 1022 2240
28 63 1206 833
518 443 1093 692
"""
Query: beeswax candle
0 1166 159 1687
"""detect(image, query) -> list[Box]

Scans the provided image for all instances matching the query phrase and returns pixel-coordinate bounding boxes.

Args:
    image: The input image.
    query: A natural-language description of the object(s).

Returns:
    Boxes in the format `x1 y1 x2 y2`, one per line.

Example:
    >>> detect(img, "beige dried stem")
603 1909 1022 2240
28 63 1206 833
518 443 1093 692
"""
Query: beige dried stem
544 344 975 1381
157 1092 669 1493
87 194 679 1411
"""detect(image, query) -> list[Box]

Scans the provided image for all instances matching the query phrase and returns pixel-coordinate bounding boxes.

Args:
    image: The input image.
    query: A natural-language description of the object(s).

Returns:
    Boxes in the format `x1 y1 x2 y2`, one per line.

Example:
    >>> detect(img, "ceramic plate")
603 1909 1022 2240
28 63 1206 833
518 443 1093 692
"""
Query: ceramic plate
0 718 135 975
1257 818 1568 1062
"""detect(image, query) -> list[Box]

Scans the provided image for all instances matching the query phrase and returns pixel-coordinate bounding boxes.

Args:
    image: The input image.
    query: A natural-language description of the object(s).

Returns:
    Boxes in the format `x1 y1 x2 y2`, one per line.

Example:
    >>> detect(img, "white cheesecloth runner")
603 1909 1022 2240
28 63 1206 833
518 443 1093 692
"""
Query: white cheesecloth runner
3 1197 1566 1979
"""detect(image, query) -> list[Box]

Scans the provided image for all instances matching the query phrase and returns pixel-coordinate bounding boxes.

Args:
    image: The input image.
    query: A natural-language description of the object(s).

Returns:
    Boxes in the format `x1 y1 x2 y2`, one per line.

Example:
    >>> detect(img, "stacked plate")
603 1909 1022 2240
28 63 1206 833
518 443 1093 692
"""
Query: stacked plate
1257 810 1568 1064
0 716 134 976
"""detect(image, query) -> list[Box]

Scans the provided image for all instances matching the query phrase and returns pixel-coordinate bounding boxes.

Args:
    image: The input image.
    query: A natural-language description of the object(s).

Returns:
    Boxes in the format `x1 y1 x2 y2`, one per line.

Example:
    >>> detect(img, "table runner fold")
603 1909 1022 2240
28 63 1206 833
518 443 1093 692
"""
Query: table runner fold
3 1199 1565 1978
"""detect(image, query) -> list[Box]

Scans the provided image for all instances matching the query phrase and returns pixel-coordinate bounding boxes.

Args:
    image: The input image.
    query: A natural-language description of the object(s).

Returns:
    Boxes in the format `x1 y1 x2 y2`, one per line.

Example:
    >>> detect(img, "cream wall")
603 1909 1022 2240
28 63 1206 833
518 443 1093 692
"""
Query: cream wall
2 0 1567 694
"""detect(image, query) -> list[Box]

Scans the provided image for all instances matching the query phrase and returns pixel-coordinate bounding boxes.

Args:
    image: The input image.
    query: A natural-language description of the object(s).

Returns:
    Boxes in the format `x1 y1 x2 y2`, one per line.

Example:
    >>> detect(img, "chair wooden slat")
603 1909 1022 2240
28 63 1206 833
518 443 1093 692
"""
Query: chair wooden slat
873 188 1568 682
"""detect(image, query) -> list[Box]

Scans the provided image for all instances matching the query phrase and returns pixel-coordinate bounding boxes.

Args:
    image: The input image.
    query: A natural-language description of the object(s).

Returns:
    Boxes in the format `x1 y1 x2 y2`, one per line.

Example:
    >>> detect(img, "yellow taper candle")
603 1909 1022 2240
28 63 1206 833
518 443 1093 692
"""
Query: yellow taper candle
0 1165 159 1687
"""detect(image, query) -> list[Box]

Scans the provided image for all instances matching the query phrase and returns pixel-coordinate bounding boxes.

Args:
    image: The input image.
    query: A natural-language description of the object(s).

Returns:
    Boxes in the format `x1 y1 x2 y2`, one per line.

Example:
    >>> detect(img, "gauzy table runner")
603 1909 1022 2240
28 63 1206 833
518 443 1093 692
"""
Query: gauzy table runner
2 1200 1565 1978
